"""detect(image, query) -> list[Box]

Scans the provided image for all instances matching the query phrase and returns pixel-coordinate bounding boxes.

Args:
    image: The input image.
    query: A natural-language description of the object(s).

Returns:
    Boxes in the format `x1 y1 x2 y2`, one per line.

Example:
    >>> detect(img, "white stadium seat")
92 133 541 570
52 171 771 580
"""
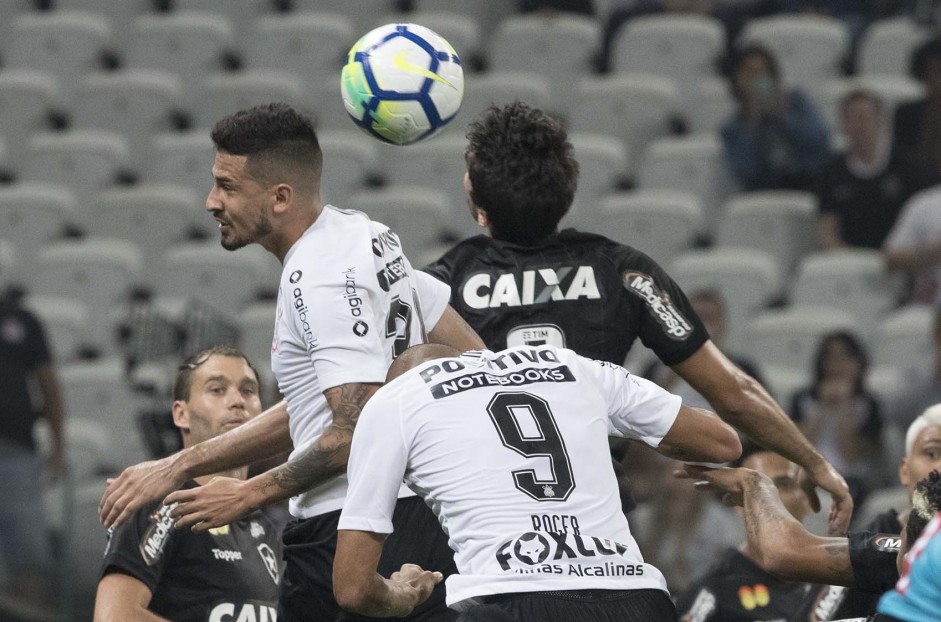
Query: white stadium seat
0 70 58 163
716 190 816 273
21 295 91 363
150 131 215 200
740 15 849 90
874 306 935 385
637 134 738 233
292 0 395 33
791 250 896 336
684 77 735 135
670 248 782 352
346 186 452 257
239 301 276 389
567 133 629 229
745 306 859 371
0 184 76 272
610 14 724 93
193 71 307 129
451 71 552 138
0 239 16 284
597 190 703 265
54 0 154 47
570 74 677 178
172 0 274 38
858 17 930 77
489 14 599 115
318 130 379 210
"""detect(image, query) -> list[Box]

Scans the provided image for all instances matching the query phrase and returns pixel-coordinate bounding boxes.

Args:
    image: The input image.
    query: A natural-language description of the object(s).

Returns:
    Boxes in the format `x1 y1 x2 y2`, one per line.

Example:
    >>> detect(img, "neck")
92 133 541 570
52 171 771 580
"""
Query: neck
264 199 323 263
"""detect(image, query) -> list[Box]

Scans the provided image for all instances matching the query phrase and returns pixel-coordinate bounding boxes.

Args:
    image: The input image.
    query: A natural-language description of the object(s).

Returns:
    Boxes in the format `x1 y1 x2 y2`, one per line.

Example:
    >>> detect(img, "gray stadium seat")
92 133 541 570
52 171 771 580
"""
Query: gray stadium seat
21 295 91 364
346 186 452 257
318 130 379 210
291 0 395 33
0 184 76 274
193 71 307 129
450 71 552 139
745 306 859 371
0 239 16 285
858 17 930 77
239 301 276 389
566 133 629 230
0 70 58 164
874 306 935 386
150 131 215 200
597 190 703 265
683 77 734 135
172 0 274 39
55 0 154 48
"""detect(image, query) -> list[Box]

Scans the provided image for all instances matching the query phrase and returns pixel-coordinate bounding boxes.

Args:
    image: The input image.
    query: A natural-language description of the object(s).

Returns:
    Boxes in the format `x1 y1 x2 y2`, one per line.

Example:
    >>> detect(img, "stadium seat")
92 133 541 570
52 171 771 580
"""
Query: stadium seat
239 301 276 389
790 250 896 337
853 484 908 530
759 364 809 411
874 305 935 385
21 295 91 363
310 74 353 132
683 77 734 135
715 190 816 273
90 185 204 275
54 0 154 47
3 11 111 99
869 364 904 411
155 242 269 317
379 134 470 234
0 184 76 274
450 71 552 138
489 14 600 116
34 417 113 483
292 0 396 33
857 17 930 77
0 239 16 284
346 186 452 257
125 12 235 104
172 0 274 39
72 70 183 169
744 306 859 371
193 71 307 129
0 70 58 164
817 75 924 135
637 134 738 233
670 247 782 352
740 15 849 91
245 12 354 102
59 358 141 441
596 190 703 265
317 130 379 210
609 14 724 95
23 131 129 210
570 74 677 178
150 130 215 200
410 0 508 33
567 133 629 228
396 12 481 65
32 238 143 351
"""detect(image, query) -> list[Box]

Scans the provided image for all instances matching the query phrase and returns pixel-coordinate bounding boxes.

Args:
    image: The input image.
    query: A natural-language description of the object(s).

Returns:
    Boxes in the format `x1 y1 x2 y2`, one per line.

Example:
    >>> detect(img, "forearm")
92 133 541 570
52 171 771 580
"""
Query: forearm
344 574 426 617
95 604 168 622
175 400 292 480
428 305 485 351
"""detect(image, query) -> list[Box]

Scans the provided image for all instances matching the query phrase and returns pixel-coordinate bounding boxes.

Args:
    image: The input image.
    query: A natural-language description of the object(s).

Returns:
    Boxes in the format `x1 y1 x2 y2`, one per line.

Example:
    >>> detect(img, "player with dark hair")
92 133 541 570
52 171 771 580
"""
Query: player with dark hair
424 101 852 534
99 103 484 621
333 343 741 620
94 346 282 622
675 443 813 622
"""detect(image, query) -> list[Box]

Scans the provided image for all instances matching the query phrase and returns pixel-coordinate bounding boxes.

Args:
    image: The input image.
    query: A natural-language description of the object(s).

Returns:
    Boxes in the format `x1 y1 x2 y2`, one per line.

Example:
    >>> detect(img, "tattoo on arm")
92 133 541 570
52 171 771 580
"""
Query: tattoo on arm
249 383 379 504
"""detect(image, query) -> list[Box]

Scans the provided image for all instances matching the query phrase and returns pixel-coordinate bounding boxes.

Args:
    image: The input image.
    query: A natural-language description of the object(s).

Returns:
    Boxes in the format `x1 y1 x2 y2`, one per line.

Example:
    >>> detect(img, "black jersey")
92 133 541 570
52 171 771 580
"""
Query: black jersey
676 548 811 622
791 521 902 622
101 481 282 622
423 231 709 365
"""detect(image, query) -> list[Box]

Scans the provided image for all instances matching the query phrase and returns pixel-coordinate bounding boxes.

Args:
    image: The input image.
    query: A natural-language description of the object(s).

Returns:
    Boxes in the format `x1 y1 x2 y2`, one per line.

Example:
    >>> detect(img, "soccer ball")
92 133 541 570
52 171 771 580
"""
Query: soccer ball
341 23 464 146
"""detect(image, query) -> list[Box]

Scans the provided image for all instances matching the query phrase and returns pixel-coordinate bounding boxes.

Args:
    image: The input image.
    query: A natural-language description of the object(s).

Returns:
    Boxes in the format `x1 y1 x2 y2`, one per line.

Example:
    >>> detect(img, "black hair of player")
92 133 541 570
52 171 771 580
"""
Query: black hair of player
210 102 323 189
910 36 941 81
173 345 260 402
729 43 781 103
811 330 869 397
465 101 579 245
906 470 941 548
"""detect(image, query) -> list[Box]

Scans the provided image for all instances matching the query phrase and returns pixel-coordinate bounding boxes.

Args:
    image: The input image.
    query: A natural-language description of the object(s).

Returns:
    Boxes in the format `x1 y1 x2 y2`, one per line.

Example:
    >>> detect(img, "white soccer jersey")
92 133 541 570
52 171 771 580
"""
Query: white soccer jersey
339 345 682 610
270 205 449 519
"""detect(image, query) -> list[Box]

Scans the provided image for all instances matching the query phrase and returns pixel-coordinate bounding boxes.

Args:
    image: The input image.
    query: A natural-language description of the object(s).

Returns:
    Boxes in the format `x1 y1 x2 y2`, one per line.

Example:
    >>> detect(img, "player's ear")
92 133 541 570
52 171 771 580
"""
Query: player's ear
172 400 191 432
272 183 293 214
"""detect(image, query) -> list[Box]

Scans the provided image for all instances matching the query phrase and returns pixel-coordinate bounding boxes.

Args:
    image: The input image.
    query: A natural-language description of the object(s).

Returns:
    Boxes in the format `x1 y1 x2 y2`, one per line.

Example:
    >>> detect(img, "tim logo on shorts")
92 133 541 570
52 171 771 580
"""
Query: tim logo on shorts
623 271 692 340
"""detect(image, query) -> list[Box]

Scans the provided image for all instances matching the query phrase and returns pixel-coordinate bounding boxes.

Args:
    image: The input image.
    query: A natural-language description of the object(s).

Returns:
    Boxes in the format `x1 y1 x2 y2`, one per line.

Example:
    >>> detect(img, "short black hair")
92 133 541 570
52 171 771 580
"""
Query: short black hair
210 102 322 190
812 330 869 396
465 101 578 245
729 44 781 102
172 345 260 402
906 470 941 548
910 36 941 81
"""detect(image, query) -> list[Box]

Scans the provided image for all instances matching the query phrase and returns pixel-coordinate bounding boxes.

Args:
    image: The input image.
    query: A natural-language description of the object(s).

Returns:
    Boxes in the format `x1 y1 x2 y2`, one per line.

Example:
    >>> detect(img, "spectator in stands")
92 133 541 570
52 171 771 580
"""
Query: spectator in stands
721 44 830 191
883 184 941 305
675 443 812 622
0 289 65 621
817 89 937 250
643 289 764 410
894 36 941 174
892 308 941 427
790 331 882 507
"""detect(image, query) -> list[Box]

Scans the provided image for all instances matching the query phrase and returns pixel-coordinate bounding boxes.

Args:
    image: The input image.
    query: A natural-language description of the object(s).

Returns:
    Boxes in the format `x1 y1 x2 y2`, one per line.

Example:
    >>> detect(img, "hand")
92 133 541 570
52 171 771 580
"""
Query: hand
676 464 760 507
799 459 853 536
100 457 185 528
389 564 443 615
164 476 257 531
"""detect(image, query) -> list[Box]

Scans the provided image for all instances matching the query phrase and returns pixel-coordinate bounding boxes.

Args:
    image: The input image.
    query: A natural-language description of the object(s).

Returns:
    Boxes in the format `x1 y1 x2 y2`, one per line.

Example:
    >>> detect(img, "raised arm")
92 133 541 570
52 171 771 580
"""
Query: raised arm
428 304 485 351
94 574 168 622
682 465 857 586
166 382 379 530
672 341 852 534
99 400 292 528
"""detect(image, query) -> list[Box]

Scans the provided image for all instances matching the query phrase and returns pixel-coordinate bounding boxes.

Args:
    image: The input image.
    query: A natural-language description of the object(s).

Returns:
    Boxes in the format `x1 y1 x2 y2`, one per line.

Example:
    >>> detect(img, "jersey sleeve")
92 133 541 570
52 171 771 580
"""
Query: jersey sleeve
421 247 456 287
571 352 681 447
848 531 901 595
100 500 176 593
614 248 709 366
411 268 450 332
338 389 408 534
884 194 926 251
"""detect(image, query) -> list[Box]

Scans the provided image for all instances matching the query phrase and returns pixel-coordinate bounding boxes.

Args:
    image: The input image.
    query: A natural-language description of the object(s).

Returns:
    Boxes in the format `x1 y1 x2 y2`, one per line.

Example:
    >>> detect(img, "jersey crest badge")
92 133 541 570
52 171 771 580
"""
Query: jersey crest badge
257 543 280 585
250 521 265 539
542 485 556 498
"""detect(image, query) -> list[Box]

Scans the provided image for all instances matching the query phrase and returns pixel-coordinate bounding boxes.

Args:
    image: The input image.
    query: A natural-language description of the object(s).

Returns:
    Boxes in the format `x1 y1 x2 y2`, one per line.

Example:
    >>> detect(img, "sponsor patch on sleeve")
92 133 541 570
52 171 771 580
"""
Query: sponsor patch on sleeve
138 503 177 566
622 271 693 341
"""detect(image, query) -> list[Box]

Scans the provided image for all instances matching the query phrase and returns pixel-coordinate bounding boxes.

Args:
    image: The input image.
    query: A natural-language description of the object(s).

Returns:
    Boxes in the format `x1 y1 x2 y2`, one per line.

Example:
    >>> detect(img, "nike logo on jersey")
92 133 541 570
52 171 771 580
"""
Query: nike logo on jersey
392 50 455 89
462 266 600 309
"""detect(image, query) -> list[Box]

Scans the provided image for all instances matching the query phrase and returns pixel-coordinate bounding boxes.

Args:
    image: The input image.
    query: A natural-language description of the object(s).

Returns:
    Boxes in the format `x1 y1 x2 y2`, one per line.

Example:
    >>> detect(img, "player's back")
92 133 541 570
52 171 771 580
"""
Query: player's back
349 345 680 609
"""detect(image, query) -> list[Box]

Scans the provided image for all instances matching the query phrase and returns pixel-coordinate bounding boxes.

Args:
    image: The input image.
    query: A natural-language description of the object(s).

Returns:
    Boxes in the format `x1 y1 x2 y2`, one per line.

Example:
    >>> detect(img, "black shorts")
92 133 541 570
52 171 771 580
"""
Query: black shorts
456 588 677 622
277 495 458 622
